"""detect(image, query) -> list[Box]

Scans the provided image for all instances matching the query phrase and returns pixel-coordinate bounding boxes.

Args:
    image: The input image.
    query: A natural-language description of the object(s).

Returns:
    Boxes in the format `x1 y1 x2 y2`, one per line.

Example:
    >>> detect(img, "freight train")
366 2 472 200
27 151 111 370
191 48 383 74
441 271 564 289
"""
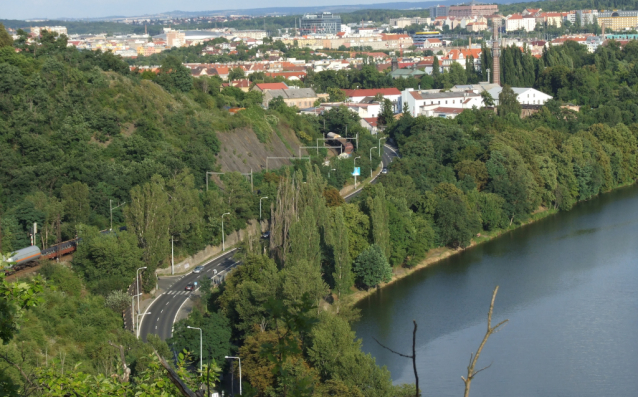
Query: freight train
326 132 354 155
1 238 80 276
1 227 122 276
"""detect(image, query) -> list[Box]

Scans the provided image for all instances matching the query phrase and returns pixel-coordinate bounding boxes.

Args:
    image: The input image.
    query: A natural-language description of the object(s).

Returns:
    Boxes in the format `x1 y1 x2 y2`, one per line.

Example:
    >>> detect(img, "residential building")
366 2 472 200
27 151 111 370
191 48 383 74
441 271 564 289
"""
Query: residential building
424 107 466 118
360 118 379 135
429 5 450 18
412 31 443 47
233 30 268 40
221 79 251 92
252 82 289 92
342 88 402 112
466 21 489 31
597 11 638 31
30 26 68 36
487 86 552 105
390 68 426 79
263 88 321 108
506 14 537 32
449 3 499 18
166 31 186 48
401 89 484 117
300 12 342 35
389 17 431 28
536 12 564 28
576 10 599 26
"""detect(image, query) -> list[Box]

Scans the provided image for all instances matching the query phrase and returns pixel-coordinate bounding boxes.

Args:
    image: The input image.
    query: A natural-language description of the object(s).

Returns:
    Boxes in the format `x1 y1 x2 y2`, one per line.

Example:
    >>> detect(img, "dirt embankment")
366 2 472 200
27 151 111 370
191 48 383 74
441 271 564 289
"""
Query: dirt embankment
215 126 307 174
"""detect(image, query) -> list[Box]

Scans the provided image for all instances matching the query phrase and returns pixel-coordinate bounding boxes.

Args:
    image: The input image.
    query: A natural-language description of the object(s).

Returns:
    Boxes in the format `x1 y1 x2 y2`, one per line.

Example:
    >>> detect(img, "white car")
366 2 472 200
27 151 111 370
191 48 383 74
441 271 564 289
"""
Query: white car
192 266 204 274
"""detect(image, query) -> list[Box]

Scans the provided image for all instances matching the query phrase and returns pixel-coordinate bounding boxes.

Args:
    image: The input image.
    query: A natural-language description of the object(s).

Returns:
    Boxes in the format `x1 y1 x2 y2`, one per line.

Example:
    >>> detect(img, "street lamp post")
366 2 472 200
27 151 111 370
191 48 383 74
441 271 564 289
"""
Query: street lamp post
379 137 386 156
353 156 361 189
187 326 203 373
225 356 242 395
259 197 268 220
369 147 377 178
222 213 231 251
132 293 141 332
136 267 147 315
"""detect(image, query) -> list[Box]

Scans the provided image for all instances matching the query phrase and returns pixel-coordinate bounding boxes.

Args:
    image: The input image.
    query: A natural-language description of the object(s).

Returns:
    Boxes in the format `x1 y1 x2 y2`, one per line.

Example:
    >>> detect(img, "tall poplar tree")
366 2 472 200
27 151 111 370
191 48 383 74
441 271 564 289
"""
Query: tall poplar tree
328 207 353 305
126 174 170 291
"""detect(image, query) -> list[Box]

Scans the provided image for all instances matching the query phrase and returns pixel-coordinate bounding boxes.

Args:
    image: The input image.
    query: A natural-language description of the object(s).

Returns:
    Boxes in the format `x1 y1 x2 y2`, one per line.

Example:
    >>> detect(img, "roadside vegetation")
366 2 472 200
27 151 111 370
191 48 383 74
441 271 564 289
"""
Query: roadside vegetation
2 21 638 396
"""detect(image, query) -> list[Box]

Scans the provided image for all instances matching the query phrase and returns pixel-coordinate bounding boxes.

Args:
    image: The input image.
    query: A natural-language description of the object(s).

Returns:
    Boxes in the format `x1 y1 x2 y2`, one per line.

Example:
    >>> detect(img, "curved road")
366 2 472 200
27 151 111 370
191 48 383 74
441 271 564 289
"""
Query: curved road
138 250 238 341
139 144 399 341
344 143 400 201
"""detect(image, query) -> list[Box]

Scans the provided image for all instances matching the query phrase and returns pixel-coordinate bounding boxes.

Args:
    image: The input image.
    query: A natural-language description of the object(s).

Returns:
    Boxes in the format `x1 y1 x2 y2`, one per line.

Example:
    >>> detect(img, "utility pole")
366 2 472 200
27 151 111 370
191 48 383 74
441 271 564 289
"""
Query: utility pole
110 199 126 231
370 147 377 178
260 197 268 220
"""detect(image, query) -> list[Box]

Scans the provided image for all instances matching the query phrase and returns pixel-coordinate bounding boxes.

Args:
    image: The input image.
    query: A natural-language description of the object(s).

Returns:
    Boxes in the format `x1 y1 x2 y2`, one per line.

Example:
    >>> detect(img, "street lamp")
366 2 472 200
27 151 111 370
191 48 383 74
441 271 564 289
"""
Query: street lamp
353 156 361 188
136 267 147 315
132 293 141 332
222 213 231 251
259 197 268 220
379 137 386 156
187 326 203 373
369 147 377 178
225 356 242 395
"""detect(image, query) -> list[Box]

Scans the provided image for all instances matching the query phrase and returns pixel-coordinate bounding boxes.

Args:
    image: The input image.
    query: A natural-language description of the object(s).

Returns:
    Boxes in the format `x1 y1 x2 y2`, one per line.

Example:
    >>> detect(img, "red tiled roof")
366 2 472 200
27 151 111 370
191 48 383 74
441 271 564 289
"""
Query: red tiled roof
363 118 378 127
509 14 523 20
255 82 289 90
434 107 464 114
343 88 401 97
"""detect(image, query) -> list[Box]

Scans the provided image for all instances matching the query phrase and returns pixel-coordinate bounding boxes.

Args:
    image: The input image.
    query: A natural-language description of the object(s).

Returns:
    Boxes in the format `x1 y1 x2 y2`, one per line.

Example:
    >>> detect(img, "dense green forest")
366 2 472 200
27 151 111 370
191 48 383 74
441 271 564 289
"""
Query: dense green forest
3 20 638 397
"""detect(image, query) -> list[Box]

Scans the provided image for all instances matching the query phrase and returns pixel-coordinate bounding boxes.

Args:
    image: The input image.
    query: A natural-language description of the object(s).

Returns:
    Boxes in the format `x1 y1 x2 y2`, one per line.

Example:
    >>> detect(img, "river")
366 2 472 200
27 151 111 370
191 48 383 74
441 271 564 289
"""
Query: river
353 184 638 396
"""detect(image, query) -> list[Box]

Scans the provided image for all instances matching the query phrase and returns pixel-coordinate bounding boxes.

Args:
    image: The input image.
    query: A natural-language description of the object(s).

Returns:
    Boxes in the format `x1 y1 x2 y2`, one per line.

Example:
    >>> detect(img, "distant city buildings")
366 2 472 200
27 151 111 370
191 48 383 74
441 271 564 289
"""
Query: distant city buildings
300 12 342 35
429 5 450 18
30 26 67 36
448 3 499 18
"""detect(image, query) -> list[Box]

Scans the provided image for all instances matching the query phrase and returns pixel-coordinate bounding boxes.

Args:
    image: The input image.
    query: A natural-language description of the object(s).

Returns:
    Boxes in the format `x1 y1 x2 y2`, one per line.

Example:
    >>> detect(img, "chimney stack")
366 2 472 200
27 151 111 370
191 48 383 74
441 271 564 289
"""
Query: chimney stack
468 36 471 49
491 16 501 86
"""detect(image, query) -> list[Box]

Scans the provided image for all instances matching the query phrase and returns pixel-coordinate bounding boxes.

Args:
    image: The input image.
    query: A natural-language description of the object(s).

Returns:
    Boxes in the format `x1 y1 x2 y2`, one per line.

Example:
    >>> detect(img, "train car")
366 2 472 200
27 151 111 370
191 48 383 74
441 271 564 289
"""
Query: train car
41 239 78 260
6 246 41 265
327 132 354 155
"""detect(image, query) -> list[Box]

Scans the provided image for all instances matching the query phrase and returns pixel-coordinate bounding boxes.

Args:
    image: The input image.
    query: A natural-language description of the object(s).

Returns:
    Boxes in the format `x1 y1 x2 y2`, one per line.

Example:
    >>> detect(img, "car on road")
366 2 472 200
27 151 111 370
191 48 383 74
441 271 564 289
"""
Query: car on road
185 283 195 291
192 266 204 274
382 168 388 174
261 231 271 239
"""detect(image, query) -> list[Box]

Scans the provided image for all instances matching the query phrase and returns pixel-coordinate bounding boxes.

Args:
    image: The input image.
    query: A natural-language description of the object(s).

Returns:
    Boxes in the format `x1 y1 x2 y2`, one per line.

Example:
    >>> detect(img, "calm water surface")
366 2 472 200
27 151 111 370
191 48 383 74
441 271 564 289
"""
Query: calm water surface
354 184 638 396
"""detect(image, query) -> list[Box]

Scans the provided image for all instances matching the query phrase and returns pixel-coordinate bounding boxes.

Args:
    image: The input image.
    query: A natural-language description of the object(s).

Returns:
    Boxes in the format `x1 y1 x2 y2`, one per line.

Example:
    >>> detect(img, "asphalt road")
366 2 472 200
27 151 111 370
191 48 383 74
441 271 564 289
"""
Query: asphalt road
139 144 399 341
138 250 239 341
344 143 400 201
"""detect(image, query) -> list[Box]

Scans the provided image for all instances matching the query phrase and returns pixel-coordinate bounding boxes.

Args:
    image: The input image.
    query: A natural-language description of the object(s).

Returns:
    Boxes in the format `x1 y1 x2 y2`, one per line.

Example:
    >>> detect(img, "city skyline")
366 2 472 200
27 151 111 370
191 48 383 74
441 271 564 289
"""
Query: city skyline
2 0 444 20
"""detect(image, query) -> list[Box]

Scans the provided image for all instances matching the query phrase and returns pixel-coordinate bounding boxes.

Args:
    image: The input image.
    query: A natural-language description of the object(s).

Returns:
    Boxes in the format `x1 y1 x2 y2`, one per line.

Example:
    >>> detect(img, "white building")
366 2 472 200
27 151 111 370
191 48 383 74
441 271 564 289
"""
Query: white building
342 88 402 112
505 14 537 32
487 87 553 106
401 89 484 117
31 26 68 36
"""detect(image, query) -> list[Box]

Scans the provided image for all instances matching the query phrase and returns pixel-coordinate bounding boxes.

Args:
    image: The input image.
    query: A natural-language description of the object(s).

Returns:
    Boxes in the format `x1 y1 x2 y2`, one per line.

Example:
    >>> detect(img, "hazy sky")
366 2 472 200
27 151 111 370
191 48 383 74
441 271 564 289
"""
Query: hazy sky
2 0 427 20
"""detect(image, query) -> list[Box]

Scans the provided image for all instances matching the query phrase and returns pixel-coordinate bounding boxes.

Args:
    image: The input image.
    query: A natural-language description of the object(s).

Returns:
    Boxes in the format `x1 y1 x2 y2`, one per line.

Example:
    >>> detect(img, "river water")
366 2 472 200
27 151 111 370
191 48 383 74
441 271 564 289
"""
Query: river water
354 184 638 396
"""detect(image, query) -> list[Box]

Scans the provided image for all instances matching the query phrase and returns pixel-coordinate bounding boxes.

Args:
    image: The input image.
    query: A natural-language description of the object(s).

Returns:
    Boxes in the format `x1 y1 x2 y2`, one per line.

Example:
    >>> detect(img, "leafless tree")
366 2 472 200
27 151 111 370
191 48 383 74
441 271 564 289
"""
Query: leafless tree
373 320 420 397
462 286 508 397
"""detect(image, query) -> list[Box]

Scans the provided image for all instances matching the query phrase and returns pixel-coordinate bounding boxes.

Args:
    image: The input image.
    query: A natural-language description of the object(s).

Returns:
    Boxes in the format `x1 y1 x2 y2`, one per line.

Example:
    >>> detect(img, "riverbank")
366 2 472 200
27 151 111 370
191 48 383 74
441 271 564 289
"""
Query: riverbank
343 206 561 307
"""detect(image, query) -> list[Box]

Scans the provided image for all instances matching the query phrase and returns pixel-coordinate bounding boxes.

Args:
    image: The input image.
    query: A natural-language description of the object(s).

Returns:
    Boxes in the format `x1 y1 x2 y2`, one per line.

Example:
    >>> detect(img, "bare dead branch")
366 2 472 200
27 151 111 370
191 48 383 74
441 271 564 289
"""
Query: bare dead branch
462 286 508 397
373 320 420 397
372 337 412 358
108 341 130 382
153 350 203 397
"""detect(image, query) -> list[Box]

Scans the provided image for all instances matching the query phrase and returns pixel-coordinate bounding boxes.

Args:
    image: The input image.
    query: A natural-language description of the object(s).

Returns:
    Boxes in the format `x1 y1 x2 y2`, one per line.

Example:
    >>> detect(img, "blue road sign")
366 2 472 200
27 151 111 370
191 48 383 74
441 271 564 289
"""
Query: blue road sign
352 167 360 176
